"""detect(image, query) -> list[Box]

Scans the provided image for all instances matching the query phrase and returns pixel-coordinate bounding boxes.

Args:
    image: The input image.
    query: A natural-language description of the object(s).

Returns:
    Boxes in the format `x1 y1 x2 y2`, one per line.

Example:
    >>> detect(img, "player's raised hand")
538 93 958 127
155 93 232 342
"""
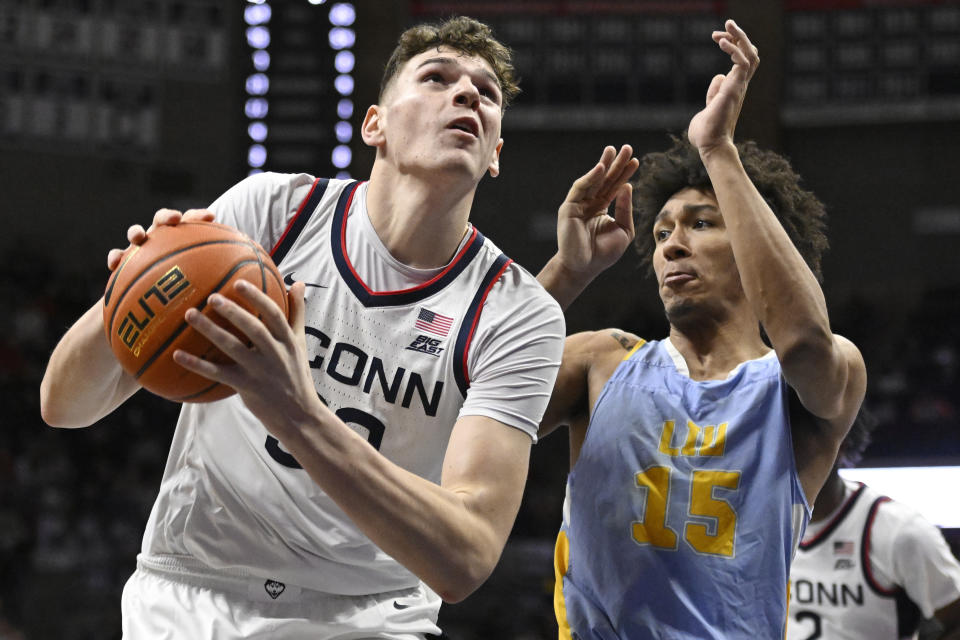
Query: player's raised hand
106 208 216 271
555 144 638 280
687 19 759 156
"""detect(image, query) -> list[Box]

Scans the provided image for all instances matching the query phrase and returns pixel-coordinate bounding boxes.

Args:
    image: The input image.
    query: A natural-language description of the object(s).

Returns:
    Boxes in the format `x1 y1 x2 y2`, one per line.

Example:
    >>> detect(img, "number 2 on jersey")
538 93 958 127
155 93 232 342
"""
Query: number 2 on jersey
631 466 741 556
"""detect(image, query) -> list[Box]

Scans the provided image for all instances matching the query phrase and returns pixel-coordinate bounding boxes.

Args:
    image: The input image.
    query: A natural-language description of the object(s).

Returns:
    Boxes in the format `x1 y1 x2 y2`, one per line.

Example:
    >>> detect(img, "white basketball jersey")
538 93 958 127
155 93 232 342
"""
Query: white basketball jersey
139 174 564 595
788 480 960 639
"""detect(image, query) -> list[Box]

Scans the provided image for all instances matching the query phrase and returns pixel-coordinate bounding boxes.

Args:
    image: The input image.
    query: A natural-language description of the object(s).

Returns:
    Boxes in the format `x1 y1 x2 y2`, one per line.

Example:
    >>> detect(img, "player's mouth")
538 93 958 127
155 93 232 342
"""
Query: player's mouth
447 117 479 138
663 270 696 286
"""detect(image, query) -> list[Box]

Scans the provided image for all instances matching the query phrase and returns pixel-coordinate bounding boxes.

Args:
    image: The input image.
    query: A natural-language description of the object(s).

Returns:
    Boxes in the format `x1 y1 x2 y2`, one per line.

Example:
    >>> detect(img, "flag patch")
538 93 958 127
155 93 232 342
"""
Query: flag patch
416 308 453 336
833 540 854 555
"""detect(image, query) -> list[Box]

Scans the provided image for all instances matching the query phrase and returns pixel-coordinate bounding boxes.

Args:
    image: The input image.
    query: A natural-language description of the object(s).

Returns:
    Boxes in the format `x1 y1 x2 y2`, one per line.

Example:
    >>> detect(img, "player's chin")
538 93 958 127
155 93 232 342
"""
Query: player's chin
433 155 488 182
663 297 701 325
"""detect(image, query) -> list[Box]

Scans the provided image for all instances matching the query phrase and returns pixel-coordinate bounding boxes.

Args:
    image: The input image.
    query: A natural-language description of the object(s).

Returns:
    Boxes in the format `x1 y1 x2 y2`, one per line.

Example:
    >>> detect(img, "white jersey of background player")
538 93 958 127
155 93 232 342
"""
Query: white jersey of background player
788 479 960 640
787 412 960 640
39 16 639 638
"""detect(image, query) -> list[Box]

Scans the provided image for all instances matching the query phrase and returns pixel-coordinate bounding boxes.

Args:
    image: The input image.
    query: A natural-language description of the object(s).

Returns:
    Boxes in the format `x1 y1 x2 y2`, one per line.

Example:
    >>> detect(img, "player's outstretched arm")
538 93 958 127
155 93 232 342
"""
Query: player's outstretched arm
687 20 866 494
40 208 215 428
170 280 540 602
537 145 638 310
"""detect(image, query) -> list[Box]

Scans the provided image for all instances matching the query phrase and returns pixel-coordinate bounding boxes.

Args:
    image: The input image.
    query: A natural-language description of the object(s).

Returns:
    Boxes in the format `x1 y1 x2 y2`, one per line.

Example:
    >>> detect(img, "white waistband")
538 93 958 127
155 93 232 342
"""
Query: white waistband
136 554 421 605
137 554 313 603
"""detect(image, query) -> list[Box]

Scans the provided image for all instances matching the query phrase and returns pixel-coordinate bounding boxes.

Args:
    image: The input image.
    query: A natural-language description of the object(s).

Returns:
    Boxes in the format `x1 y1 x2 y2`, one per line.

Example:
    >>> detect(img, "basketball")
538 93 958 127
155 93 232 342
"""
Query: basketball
102 221 288 403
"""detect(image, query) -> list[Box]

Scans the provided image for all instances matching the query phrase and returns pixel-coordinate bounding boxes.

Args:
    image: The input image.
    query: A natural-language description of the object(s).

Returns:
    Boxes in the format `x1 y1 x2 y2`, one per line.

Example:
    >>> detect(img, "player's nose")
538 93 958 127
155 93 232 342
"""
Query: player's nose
452 76 480 110
662 229 691 260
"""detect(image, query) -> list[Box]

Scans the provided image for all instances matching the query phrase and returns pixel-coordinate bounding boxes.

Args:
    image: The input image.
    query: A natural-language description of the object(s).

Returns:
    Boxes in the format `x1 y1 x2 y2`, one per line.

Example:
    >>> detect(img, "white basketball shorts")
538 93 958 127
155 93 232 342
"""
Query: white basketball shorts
121 555 443 639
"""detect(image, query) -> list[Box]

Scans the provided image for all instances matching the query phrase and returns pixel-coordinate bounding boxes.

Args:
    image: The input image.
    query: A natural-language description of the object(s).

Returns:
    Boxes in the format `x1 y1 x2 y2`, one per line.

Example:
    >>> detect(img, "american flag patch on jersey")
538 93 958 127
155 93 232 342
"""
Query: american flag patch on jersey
833 540 854 555
416 308 453 336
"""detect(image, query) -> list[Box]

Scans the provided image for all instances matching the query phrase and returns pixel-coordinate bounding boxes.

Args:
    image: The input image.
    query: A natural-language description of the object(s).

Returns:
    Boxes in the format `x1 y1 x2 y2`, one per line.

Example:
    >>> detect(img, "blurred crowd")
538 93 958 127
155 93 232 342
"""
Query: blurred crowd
838 287 960 460
1 250 957 639
0 247 179 638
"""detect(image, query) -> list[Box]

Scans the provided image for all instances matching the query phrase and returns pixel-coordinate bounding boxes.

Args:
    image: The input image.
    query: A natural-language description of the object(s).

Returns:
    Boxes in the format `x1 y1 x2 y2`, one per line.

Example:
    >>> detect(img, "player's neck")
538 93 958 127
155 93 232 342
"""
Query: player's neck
810 471 846 523
667 314 770 381
365 164 477 268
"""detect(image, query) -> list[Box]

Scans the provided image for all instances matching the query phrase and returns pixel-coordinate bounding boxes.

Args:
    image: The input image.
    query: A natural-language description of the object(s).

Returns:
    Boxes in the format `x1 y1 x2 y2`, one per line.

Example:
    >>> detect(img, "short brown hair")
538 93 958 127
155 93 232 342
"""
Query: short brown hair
633 135 829 281
379 16 520 107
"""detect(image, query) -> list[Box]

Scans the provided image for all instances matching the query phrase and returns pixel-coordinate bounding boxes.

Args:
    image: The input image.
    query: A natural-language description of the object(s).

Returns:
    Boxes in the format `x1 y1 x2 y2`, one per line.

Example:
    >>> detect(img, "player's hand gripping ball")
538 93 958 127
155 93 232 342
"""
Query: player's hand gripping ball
102 221 288 402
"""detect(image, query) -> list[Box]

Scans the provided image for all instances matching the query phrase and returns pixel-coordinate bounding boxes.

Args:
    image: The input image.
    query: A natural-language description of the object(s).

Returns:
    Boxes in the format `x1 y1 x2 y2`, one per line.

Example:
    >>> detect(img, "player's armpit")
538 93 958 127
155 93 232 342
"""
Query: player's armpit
539 329 638 440
930 597 960 640
539 331 609 438
783 333 866 474
790 335 867 502
538 332 591 438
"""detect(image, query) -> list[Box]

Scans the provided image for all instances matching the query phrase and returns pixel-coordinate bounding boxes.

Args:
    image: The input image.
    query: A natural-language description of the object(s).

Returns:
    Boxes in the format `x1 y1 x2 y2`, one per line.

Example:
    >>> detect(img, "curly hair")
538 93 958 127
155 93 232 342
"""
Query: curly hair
837 405 878 468
632 135 828 281
379 16 520 107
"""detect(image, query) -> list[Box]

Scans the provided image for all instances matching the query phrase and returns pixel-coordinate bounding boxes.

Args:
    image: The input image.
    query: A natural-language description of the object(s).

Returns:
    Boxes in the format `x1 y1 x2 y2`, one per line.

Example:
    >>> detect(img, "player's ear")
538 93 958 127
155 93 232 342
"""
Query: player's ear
487 138 504 178
361 105 386 148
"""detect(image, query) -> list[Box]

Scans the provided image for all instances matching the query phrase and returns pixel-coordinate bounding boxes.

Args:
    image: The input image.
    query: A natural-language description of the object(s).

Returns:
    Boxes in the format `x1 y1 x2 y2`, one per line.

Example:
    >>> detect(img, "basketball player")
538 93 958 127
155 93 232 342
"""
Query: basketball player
536 20 867 638
788 411 960 639
39 17 637 638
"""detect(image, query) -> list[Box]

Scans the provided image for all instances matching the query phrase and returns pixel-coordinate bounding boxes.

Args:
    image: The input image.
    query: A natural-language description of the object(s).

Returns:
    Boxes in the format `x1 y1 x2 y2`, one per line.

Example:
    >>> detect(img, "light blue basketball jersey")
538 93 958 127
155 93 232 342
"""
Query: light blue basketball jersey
555 339 809 640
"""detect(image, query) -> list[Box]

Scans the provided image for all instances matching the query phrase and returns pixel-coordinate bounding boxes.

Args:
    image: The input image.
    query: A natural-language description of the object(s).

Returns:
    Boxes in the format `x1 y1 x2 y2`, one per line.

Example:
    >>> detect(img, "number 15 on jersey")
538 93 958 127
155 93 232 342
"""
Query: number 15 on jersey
632 466 742 557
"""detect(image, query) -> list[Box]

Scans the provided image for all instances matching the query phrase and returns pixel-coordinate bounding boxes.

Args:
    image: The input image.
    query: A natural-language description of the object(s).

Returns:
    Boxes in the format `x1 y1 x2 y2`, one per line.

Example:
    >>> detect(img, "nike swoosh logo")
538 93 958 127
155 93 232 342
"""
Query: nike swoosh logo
393 601 411 610
283 272 327 289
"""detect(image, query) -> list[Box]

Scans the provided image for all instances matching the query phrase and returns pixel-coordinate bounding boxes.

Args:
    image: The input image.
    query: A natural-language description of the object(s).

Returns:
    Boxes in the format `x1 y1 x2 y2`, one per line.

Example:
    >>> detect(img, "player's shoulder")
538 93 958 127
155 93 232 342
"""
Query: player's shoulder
226 172 363 203
855 484 945 549
872 492 934 531
484 254 563 319
231 170 317 193
567 328 648 359
561 330 650 394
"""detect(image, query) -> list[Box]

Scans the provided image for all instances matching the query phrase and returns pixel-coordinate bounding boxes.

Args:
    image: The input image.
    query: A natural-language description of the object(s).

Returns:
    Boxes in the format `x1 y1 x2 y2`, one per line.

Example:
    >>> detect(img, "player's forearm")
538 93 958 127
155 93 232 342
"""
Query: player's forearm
536 255 594 311
40 299 139 428
700 146 840 381
276 417 514 603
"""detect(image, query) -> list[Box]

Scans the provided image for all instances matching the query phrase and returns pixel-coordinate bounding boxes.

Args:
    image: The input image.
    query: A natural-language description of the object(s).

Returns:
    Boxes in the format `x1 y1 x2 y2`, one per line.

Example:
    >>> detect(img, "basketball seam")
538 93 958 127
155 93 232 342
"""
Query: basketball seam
173 246 283 403
132 257 267 381
172 380 223 403
103 245 138 310
256 246 288 317
106 239 256 340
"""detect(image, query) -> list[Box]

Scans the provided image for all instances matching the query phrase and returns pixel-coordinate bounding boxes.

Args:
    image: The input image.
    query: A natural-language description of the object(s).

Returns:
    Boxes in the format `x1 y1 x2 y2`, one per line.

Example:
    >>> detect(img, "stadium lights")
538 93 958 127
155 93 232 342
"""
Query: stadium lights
330 3 354 177
244 0 354 176
244 1 272 174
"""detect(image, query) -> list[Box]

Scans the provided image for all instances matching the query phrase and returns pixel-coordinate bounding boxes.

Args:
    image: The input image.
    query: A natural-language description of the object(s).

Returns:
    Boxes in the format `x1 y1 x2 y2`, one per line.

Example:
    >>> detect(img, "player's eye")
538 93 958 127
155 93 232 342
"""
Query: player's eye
479 85 500 101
